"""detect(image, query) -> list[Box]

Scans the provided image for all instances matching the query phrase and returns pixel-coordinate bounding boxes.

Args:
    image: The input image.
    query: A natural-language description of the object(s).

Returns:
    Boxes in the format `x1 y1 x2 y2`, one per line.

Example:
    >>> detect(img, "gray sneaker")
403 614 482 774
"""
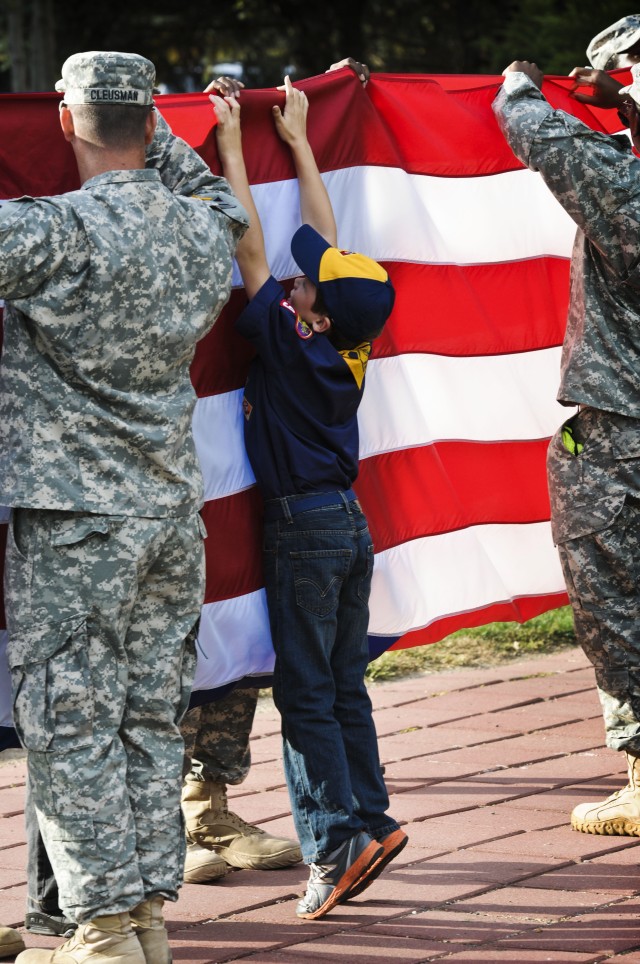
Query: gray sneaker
296 831 383 919
341 828 409 901
25 910 77 937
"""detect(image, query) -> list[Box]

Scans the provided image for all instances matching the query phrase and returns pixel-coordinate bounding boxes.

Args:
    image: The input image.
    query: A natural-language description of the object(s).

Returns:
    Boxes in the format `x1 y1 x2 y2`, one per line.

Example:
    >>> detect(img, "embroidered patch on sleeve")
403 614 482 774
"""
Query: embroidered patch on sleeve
295 317 313 340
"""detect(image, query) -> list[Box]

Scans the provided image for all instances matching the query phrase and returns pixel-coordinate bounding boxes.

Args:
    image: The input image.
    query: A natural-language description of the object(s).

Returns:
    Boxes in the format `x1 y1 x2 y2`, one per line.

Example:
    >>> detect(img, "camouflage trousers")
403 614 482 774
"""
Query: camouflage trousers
548 408 640 751
4 508 205 923
181 685 259 785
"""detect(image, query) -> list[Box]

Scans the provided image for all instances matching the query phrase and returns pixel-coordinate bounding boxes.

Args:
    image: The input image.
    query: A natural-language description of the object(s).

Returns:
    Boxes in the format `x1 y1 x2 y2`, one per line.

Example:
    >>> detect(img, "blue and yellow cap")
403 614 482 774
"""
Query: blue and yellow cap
291 224 395 343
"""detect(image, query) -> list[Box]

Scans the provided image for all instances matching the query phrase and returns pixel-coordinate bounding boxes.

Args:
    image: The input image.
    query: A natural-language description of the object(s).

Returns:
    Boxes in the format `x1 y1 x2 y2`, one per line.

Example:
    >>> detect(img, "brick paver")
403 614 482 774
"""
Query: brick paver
2 645 639 963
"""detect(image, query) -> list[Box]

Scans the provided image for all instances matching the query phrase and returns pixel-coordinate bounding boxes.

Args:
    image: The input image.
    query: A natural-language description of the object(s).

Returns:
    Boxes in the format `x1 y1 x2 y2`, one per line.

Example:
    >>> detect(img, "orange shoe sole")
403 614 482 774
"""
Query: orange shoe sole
341 828 408 901
296 839 384 919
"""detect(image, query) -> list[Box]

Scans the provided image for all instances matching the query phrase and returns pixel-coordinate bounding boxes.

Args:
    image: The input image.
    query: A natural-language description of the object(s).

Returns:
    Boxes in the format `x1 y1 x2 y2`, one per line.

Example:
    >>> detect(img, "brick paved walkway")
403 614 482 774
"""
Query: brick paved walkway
2 646 640 963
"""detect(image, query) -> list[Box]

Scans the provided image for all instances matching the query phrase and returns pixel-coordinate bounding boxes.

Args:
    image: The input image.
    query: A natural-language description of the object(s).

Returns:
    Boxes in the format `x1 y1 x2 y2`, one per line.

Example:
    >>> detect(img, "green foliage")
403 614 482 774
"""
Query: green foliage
450 605 575 641
0 0 637 91
490 0 635 75
0 30 8 75
365 605 576 682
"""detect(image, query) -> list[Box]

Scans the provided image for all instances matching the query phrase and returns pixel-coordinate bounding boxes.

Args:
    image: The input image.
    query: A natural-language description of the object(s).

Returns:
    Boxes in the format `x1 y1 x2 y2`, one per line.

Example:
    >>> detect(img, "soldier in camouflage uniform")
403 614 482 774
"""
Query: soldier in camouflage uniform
26 685 302 916
180 687 301 881
0 51 247 963
569 15 640 113
493 60 640 837
26 686 302 919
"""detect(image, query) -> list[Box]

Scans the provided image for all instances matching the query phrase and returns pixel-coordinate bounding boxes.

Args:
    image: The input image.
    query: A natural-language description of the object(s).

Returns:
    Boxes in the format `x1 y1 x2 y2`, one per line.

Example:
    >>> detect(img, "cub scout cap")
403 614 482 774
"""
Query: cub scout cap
587 15 640 70
55 51 157 106
291 224 395 343
619 61 640 104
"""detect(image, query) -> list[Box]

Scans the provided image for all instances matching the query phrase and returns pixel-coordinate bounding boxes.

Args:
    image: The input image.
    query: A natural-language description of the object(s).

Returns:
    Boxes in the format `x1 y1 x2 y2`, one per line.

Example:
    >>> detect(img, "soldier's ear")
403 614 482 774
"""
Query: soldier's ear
144 107 158 146
59 103 75 142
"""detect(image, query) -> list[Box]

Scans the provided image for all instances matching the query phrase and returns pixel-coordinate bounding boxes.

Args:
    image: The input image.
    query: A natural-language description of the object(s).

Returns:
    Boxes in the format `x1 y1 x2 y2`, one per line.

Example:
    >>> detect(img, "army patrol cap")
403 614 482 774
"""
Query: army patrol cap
55 51 157 106
587 15 640 71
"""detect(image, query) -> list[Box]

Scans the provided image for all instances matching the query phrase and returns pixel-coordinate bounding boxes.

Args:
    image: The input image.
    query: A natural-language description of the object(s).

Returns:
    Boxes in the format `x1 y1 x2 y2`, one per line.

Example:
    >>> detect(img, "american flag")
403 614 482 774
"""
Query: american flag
0 67 627 737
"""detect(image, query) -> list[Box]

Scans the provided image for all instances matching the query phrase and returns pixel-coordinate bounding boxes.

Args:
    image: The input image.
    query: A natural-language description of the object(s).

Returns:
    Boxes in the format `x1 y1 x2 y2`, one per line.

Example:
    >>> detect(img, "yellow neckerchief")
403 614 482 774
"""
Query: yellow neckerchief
338 342 372 389
294 309 372 390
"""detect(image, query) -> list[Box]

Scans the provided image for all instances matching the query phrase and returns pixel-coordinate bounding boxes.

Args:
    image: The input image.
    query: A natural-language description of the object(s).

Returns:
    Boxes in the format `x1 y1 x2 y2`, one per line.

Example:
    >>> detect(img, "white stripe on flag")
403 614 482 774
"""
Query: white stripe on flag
239 165 576 287
191 518 565 689
369 520 564 636
358 348 571 459
193 391 255 502
194 590 273 691
191 348 571 497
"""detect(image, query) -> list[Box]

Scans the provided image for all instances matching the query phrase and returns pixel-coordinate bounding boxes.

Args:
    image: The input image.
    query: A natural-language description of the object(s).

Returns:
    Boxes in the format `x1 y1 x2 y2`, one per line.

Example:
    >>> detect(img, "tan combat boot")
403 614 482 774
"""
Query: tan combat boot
183 838 229 884
181 776 302 870
571 751 640 835
0 925 25 958
15 912 145 962
129 897 170 964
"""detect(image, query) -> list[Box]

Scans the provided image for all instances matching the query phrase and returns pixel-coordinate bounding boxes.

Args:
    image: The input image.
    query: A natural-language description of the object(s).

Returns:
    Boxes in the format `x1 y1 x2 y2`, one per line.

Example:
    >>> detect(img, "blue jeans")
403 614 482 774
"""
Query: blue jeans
263 492 398 863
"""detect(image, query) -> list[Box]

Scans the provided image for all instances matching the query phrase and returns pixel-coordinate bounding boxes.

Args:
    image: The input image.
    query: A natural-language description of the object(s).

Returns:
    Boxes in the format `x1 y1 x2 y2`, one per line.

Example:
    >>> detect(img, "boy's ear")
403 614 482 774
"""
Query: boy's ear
311 315 332 334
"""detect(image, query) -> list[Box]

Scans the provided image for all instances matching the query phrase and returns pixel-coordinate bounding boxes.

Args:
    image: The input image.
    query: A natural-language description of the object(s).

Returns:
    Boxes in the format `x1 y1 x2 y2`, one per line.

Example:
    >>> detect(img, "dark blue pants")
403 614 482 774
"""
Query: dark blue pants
263 492 398 863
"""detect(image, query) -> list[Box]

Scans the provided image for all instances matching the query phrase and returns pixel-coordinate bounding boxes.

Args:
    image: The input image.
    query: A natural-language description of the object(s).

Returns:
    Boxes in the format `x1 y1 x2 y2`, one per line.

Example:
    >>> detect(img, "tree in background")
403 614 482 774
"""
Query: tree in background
491 0 633 75
0 0 636 92
1 0 55 91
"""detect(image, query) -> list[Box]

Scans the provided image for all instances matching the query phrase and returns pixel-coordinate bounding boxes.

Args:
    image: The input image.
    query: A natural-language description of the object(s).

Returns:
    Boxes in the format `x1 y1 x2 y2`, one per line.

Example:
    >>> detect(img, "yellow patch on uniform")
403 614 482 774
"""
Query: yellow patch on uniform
339 342 372 388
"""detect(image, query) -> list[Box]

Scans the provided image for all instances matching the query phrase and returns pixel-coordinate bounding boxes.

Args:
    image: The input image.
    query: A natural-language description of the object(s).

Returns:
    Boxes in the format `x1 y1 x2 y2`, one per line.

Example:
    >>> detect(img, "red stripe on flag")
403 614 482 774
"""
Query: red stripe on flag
198 438 553 606
0 71 627 202
190 256 571 403
388 590 570 650
200 488 264 604
190 290 253 398
375 258 569 359
357 439 552 553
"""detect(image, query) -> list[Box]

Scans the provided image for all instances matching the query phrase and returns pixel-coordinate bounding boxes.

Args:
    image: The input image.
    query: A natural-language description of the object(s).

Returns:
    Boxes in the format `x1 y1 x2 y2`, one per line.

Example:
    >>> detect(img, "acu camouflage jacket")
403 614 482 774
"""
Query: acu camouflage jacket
494 72 640 419
0 112 247 516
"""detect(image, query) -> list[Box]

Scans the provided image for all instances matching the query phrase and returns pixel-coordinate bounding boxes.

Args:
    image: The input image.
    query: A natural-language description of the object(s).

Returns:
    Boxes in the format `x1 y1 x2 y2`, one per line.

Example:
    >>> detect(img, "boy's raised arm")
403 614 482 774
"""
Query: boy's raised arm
210 92 271 300
211 73 337 301
274 76 337 247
